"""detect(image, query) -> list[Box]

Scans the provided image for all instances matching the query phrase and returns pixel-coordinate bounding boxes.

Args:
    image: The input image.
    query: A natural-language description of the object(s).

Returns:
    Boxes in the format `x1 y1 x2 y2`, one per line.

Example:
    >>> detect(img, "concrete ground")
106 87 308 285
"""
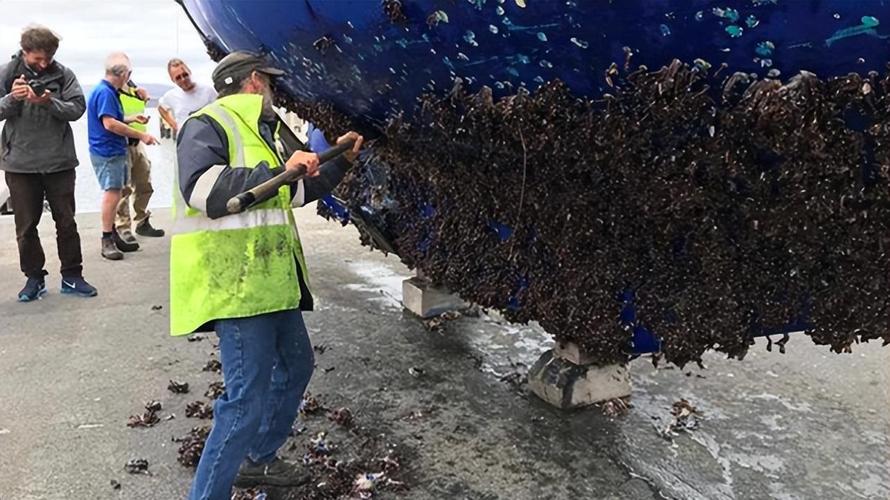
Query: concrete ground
0 206 888 500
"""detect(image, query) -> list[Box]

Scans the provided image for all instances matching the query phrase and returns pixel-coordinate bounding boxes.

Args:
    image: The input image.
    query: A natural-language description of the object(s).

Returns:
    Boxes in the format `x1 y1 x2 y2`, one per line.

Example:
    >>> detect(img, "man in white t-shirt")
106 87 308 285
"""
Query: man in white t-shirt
158 58 217 137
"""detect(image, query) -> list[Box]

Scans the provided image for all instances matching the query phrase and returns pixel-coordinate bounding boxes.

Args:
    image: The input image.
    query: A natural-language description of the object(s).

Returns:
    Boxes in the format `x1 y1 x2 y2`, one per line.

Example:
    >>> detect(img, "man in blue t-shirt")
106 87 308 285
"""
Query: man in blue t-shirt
86 52 158 260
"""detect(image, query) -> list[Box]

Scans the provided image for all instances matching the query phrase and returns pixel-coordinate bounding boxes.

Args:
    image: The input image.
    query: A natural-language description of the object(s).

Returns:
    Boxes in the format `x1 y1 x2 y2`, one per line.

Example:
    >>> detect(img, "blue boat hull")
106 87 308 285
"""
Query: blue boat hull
180 0 890 132
178 0 890 365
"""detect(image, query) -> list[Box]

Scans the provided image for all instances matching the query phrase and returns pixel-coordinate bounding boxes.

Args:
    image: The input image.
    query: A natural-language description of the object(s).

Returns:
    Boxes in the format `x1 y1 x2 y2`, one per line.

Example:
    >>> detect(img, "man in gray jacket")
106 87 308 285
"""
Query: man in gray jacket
0 25 97 301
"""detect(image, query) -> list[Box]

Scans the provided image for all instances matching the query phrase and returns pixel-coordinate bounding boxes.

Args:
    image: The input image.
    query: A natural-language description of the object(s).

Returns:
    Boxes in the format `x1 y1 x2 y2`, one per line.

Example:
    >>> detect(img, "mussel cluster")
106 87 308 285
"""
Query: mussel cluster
314 60 890 366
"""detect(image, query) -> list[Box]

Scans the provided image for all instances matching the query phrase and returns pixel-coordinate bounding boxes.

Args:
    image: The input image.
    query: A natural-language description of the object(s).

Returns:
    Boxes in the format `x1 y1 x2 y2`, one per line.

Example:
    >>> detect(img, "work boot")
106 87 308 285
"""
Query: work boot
118 228 138 245
60 276 98 297
112 229 139 252
101 237 124 260
136 218 165 237
18 276 47 302
233 458 311 487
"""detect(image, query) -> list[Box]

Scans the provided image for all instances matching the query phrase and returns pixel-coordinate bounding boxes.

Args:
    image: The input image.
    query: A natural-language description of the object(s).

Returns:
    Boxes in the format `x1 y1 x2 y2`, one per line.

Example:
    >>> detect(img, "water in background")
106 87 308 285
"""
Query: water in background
6 105 309 214
70 107 175 214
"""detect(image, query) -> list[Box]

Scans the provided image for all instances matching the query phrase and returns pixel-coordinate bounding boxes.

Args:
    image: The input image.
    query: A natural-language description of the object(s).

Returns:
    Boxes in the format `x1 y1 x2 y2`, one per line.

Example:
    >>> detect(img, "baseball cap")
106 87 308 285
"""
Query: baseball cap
212 51 285 92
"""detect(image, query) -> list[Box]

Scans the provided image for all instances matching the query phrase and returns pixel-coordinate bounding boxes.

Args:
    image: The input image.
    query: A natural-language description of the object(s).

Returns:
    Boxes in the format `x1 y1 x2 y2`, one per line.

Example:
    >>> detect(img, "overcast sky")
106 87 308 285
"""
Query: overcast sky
0 0 215 89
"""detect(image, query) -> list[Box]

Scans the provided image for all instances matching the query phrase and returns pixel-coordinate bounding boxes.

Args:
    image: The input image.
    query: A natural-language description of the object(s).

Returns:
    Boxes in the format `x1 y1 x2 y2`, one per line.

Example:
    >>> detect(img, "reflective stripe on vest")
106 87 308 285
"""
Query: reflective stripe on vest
169 93 310 336
173 208 287 233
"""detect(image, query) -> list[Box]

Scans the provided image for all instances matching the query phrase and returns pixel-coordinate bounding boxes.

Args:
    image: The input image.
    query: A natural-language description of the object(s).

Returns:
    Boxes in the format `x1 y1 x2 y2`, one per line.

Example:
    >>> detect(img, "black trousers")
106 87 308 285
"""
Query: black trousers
5 170 83 279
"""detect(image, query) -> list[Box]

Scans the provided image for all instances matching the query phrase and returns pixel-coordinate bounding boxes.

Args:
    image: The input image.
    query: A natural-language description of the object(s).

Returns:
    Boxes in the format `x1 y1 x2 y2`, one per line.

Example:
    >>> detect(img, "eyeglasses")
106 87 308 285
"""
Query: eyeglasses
174 72 191 82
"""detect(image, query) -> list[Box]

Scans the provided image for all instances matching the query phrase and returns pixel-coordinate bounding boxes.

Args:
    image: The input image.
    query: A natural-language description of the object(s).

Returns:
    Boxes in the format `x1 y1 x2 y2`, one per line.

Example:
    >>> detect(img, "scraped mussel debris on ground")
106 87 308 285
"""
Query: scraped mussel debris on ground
289 429 406 500
328 407 353 427
174 380 224 465
600 396 633 418
160 384 407 498
185 400 214 419
124 458 150 475
174 425 211 468
204 381 225 400
126 348 407 497
127 400 163 428
659 398 703 439
231 488 267 500
167 379 190 394
202 358 222 373
277 393 404 499
300 392 325 416
309 59 890 367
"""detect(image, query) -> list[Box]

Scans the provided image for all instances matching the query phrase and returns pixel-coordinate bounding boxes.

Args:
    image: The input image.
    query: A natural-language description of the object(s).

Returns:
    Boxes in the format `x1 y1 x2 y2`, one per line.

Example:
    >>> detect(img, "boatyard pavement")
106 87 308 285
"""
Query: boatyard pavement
0 206 888 500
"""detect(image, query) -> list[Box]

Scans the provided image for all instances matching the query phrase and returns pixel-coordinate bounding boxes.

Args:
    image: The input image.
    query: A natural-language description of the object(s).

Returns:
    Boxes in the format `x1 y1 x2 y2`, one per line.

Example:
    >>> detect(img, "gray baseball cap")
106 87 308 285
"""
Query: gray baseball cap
212 51 285 91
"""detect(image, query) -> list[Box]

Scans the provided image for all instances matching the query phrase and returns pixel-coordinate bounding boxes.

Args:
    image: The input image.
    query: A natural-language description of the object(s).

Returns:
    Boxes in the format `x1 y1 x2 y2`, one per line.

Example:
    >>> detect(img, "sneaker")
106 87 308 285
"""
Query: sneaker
61 277 98 297
18 277 47 302
118 229 138 245
112 229 139 252
101 237 124 260
233 457 310 488
135 218 165 237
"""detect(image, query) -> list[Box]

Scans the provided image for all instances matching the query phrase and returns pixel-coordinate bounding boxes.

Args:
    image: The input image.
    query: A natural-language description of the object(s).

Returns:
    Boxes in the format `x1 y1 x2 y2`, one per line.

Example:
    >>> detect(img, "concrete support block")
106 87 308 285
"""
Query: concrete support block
554 340 598 365
528 344 631 409
402 276 467 319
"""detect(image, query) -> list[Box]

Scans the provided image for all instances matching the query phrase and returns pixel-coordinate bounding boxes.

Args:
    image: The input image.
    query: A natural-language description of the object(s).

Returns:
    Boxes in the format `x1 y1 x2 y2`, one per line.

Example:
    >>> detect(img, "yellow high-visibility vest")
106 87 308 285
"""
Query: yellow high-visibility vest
169 93 310 335
119 86 147 133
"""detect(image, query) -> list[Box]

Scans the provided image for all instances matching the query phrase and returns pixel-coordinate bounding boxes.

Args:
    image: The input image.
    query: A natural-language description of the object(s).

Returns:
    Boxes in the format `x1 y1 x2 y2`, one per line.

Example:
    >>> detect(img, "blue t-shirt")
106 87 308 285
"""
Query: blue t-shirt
87 80 127 157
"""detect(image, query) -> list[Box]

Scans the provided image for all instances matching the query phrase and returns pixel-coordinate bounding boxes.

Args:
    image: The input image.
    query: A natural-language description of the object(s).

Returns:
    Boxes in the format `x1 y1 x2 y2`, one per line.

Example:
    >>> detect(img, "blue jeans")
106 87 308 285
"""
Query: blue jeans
188 309 315 500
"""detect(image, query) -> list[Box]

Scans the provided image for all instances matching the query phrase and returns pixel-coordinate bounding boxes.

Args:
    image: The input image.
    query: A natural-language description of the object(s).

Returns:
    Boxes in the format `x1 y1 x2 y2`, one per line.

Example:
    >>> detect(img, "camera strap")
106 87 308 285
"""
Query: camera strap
2 52 64 93
1 54 27 93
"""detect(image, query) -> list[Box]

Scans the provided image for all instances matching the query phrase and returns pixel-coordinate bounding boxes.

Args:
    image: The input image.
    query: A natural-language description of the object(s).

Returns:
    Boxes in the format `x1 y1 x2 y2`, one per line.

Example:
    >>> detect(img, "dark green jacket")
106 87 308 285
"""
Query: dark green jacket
0 52 85 174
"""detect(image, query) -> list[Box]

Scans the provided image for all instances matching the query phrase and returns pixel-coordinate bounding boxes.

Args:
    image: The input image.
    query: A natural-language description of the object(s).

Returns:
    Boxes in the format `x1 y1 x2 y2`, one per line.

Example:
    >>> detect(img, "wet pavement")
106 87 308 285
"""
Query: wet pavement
0 206 887 499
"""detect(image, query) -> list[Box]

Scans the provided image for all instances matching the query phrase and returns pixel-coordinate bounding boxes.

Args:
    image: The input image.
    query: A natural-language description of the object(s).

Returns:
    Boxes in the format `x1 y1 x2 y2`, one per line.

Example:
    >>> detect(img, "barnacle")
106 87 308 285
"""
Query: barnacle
174 426 211 468
310 60 890 367
195 31 890 368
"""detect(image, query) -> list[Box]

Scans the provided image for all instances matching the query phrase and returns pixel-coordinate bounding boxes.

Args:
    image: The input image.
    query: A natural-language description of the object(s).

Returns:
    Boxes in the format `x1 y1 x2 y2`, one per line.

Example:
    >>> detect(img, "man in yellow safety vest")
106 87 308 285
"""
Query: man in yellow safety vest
117 80 164 247
171 51 362 499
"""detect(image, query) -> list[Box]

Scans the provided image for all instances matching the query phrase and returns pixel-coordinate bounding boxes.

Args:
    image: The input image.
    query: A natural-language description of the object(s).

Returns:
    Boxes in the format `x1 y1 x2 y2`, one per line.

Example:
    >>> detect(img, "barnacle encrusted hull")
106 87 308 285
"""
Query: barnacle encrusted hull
179 0 890 134
327 62 890 366
178 0 890 365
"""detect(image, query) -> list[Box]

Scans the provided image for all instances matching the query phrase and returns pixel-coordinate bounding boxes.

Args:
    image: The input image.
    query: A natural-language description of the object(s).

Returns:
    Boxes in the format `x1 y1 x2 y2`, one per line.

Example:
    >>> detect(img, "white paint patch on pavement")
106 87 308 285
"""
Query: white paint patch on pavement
758 414 785 432
726 451 785 478
621 374 741 500
850 467 890 499
689 432 736 495
466 317 553 377
345 261 409 310
746 393 814 413
344 260 553 377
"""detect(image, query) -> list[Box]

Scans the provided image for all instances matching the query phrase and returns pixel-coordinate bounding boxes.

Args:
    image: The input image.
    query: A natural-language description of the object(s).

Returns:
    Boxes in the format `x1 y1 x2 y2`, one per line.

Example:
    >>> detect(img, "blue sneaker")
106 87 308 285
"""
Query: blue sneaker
18 277 47 302
60 277 98 297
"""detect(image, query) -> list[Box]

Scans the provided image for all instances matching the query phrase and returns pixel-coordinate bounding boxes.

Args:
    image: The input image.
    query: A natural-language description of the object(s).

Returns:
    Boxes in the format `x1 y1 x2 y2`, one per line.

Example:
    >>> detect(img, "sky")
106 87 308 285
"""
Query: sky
0 0 215 89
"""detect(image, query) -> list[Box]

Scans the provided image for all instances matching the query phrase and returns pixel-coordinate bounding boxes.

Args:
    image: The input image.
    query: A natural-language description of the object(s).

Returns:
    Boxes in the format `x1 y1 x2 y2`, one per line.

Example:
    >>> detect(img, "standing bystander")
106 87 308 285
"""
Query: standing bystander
158 58 217 138
0 25 97 301
86 52 158 260
116 79 164 244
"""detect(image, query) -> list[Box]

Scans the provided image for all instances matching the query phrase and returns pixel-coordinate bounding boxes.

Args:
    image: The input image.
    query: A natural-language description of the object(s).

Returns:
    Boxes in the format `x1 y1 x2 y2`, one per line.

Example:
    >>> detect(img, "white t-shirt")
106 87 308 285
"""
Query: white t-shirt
158 83 217 131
